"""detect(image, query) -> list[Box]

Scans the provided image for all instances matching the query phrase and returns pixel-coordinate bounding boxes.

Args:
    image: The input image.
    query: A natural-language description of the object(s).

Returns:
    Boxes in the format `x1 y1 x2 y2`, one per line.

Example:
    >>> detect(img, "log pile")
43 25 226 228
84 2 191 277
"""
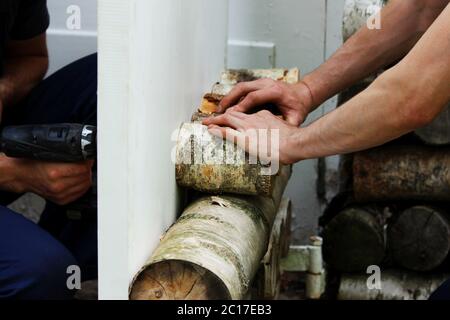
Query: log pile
323 104 450 300
129 69 298 300
322 206 386 272
387 206 450 272
322 0 450 300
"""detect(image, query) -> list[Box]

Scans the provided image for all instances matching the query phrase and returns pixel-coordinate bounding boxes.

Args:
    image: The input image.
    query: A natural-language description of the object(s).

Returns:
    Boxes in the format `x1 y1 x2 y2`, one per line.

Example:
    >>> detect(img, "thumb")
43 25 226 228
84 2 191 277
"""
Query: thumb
285 112 303 127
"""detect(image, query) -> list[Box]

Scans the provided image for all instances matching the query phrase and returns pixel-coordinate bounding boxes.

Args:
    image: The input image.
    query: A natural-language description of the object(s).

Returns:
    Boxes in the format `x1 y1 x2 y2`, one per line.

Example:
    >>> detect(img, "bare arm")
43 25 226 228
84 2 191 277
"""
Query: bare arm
205 3 450 165
291 3 450 161
0 33 49 109
304 0 450 108
0 33 93 205
216 0 449 126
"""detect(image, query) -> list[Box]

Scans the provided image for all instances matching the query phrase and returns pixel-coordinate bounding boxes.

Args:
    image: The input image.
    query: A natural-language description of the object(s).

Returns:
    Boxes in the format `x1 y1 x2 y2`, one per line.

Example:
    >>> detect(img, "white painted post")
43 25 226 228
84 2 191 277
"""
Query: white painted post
97 0 228 300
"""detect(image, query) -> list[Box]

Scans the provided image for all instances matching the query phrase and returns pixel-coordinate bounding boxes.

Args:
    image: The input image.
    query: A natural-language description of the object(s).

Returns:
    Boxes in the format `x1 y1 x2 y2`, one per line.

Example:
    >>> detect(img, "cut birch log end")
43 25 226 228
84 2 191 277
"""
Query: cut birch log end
353 145 450 202
176 122 288 197
414 104 450 145
387 206 450 272
338 269 450 300
129 261 230 300
322 207 385 272
198 93 224 115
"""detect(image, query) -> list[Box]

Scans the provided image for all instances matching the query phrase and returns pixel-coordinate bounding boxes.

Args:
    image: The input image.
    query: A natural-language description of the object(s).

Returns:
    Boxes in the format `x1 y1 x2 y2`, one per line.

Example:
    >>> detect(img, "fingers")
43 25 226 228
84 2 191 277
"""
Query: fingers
207 125 249 152
230 87 281 114
203 111 248 131
43 162 93 205
48 161 93 180
218 79 273 113
52 181 92 205
44 171 91 194
65 180 92 199
284 112 303 127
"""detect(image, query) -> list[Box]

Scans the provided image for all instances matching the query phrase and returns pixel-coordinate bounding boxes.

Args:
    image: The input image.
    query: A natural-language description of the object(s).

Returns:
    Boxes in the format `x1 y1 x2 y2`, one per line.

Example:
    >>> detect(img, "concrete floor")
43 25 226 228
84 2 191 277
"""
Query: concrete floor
8 193 45 223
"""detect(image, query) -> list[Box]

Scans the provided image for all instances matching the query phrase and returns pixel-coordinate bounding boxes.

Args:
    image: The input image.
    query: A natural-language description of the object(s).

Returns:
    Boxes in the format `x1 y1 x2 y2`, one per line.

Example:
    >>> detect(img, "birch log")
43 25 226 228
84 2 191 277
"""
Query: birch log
353 146 450 202
322 207 385 272
211 68 299 96
176 123 285 196
257 197 292 300
191 94 224 123
387 206 450 272
220 69 299 86
129 166 291 300
339 270 450 300
198 93 224 115
177 68 299 196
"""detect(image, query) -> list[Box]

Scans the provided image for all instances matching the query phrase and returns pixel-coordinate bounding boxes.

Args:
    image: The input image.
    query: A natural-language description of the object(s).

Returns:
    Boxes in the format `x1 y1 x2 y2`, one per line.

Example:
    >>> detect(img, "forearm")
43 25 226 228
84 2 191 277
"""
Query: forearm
291 74 416 160
0 34 48 108
291 3 450 161
302 0 448 109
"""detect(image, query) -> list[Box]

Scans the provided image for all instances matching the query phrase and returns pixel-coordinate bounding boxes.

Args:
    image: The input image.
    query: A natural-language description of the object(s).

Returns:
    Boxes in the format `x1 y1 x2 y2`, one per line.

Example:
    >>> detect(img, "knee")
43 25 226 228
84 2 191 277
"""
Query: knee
7 240 78 300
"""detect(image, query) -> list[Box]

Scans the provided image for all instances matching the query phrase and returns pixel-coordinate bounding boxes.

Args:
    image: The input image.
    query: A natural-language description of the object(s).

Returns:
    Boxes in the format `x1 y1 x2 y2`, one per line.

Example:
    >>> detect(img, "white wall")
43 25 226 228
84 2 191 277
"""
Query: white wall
46 0 97 75
228 0 345 244
98 0 228 300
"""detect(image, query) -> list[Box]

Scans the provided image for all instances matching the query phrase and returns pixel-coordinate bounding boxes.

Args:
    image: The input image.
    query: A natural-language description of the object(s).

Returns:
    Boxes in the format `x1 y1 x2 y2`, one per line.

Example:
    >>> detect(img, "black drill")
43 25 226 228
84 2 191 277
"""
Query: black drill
0 123 97 220
0 123 96 162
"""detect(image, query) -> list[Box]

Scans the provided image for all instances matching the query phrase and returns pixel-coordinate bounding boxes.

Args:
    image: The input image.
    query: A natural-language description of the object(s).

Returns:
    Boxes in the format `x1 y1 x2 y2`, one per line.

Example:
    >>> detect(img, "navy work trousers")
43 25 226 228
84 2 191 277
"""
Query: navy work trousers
0 53 97 299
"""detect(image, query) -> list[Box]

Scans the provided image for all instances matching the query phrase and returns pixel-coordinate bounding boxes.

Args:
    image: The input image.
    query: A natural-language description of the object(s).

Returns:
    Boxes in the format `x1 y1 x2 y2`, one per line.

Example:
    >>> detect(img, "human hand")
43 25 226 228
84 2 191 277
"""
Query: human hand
6 159 94 205
203 110 300 165
217 79 314 126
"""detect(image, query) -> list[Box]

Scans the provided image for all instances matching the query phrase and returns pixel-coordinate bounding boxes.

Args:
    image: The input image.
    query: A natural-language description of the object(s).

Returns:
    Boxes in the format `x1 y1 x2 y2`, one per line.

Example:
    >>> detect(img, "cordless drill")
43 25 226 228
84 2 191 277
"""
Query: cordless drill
0 123 97 220
0 123 96 162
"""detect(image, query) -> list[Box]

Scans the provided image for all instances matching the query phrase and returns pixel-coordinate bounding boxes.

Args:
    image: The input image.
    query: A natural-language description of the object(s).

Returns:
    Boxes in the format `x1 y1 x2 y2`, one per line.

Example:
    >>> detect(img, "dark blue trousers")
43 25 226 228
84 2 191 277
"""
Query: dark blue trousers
0 54 97 300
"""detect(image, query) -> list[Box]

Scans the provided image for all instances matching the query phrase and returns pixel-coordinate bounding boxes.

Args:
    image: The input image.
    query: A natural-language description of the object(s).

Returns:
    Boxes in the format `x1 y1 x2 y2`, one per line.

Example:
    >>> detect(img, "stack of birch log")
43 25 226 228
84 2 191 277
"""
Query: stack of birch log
129 69 299 300
321 0 450 300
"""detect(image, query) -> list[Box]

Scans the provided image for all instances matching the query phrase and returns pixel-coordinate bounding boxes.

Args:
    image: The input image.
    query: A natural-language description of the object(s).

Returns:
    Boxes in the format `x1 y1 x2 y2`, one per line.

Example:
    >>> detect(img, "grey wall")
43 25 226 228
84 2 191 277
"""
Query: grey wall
47 0 97 75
